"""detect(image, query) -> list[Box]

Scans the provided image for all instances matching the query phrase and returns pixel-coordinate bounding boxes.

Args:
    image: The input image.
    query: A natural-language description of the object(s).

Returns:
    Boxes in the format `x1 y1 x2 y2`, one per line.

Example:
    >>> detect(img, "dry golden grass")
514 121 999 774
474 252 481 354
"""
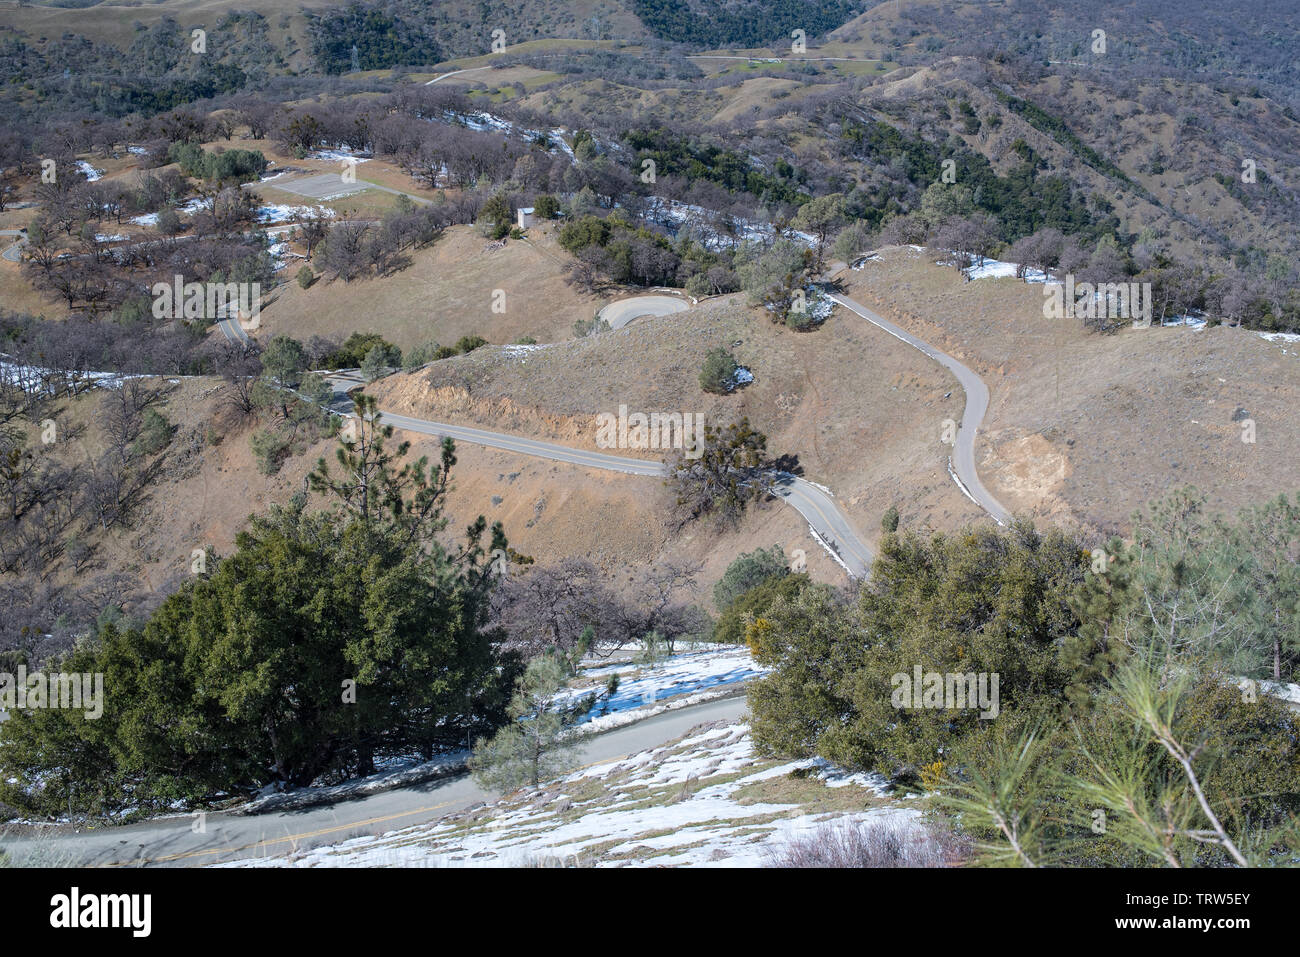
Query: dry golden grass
262 223 599 351
370 289 980 549
840 248 1300 534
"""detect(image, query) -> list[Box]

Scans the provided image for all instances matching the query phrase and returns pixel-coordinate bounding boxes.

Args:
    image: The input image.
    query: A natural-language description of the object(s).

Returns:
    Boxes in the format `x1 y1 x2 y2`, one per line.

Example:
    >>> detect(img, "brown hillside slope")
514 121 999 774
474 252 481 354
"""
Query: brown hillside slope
840 247 1300 534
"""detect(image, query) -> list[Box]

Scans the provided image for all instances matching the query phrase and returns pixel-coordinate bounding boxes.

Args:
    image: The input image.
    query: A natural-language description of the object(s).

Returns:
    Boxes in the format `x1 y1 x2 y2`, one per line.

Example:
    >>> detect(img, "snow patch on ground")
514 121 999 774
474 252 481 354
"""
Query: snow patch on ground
218 722 919 868
1159 314 1207 330
558 645 765 727
960 257 1051 283
308 148 372 164
76 161 103 182
257 204 336 224
641 196 816 251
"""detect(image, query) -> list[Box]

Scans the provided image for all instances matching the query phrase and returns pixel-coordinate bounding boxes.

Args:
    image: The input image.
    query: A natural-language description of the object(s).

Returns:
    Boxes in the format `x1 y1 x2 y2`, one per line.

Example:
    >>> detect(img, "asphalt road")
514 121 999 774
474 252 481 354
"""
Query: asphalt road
425 66 494 86
823 267 1012 526
1 228 25 263
328 375 874 577
597 293 690 329
0 696 749 867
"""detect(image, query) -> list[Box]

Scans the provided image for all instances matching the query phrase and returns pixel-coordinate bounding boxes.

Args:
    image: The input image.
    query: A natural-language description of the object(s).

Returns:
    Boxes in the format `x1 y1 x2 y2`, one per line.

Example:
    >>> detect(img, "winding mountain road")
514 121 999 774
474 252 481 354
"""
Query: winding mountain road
317 272 1014 577
1 228 25 262
0 266 1012 866
324 373 874 577
822 269 1012 526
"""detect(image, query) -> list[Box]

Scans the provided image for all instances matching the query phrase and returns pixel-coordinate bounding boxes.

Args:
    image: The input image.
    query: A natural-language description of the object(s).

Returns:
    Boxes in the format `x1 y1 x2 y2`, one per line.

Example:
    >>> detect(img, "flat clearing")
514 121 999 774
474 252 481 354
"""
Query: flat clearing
262 223 598 351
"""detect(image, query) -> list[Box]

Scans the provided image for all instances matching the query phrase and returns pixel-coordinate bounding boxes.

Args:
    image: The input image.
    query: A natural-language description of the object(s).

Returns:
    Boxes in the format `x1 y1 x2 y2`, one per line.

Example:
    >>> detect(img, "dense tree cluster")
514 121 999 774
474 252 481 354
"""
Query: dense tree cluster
0 410 520 814
747 494 1300 866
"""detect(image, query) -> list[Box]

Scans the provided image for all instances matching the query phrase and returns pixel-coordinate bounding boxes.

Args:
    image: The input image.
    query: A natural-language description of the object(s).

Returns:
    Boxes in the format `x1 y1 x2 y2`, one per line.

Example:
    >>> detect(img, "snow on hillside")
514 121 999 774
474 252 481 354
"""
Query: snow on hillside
641 196 816 251
218 722 920 868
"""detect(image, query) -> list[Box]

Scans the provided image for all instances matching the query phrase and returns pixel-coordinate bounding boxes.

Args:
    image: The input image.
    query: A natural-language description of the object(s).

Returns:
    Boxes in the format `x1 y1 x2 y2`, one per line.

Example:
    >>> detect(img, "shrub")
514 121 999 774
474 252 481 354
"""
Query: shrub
714 545 789 610
882 505 900 533
766 818 960 868
699 347 739 394
296 265 315 289
713 572 809 645
748 523 1087 774
403 340 441 368
250 427 293 475
133 408 172 457
454 335 488 354
469 657 590 792
323 332 401 369
359 344 391 381
573 316 610 338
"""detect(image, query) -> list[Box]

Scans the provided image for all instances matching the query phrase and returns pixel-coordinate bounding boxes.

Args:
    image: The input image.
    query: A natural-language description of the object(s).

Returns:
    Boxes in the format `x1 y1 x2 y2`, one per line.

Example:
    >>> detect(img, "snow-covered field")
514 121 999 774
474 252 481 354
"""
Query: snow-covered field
559 644 766 727
257 204 336 225
219 721 919 868
960 256 1051 283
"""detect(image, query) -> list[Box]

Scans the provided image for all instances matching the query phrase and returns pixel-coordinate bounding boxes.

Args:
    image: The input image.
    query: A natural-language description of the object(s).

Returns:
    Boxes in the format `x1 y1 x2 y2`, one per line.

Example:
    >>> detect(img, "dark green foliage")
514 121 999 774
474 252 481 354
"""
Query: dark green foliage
881 505 900 533
306 2 442 74
260 335 308 389
630 0 862 55
713 544 789 610
993 91 1135 186
698 347 738 394
712 571 808 644
838 117 1115 244
665 417 776 527
750 521 1087 777
469 656 589 792
323 332 402 369
623 128 809 206
167 142 267 184
132 409 172 457
478 193 513 239
558 215 613 254
424 336 486 361
453 335 488 355
558 213 686 287
946 667 1300 867
0 411 517 814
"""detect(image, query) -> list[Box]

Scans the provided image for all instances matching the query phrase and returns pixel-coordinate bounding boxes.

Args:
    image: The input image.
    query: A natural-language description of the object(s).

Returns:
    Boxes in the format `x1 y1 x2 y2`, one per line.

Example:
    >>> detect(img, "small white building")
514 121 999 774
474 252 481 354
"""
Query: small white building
516 207 535 229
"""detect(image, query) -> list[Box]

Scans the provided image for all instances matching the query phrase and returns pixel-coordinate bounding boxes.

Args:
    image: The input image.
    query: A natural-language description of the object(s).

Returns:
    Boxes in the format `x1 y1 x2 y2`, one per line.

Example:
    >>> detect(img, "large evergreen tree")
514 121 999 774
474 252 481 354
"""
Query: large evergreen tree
0 408 518 813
